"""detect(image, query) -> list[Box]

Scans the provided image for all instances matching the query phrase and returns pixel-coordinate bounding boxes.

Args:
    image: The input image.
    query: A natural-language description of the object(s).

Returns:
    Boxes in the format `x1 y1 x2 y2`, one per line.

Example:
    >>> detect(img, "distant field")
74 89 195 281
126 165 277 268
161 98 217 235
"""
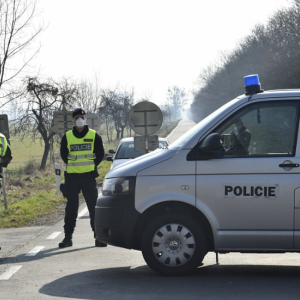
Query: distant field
9 137 47 171
8 136 118 172
7 120 179 172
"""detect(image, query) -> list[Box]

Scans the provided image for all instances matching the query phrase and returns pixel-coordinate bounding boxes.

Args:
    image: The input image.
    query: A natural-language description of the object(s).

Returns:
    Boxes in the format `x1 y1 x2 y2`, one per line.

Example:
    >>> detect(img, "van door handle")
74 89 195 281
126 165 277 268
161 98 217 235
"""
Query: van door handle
279 163 299 168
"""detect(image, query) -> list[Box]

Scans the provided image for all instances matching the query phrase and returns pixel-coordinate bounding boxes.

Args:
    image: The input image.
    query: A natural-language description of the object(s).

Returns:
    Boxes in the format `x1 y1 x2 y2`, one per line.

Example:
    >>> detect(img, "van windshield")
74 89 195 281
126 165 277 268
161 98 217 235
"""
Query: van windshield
169 99 241 150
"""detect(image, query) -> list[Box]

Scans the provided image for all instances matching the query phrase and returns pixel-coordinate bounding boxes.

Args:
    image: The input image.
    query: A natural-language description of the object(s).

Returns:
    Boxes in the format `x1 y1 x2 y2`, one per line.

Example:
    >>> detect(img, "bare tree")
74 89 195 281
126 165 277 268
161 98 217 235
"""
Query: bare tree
167 86 188 120
53 77 78 109
98 89 116 142
99 88 134 140
139 90 152 102
73 76 102 113
11 77 78 170
161 104 172 122
0 0 43 92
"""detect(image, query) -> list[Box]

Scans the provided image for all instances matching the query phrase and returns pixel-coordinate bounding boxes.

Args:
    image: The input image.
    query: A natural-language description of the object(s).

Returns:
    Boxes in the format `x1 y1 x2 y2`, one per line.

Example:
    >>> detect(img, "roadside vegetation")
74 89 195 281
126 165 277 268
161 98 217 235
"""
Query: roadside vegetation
0 121 179 229
190 0 300 122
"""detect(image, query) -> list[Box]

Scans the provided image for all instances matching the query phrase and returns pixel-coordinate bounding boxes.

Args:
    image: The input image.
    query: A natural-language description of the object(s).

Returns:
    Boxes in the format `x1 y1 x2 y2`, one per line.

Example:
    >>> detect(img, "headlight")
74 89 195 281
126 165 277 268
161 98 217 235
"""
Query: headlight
101 177 136 196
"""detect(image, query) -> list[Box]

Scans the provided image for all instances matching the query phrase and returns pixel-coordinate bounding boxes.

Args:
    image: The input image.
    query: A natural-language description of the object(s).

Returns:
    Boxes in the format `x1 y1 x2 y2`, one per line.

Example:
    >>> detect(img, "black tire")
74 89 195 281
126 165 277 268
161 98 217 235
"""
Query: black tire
141 212 207 276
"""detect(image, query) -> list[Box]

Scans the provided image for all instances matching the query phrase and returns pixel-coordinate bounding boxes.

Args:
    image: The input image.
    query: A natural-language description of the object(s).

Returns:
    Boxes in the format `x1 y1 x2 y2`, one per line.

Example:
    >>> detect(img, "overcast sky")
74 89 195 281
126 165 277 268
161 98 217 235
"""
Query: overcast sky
35 0 293 105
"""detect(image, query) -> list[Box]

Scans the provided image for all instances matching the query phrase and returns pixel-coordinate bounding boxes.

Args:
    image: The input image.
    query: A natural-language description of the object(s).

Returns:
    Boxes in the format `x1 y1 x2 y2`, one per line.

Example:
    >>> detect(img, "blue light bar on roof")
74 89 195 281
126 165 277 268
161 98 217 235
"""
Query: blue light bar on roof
244 74 259 87
244 74 263 95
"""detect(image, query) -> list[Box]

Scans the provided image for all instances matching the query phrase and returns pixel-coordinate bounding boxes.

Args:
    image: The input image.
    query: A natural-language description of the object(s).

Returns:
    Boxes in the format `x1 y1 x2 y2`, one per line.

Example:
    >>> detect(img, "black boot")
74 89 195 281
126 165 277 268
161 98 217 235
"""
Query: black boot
94 232 107 247
59 233 73 248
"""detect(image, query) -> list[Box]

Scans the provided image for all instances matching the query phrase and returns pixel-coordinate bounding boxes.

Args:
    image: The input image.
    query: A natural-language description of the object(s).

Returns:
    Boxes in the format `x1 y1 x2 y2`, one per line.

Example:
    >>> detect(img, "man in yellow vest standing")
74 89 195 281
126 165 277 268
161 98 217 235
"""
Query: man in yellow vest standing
0 133 12 168
59 108 106 248
0 132 12 251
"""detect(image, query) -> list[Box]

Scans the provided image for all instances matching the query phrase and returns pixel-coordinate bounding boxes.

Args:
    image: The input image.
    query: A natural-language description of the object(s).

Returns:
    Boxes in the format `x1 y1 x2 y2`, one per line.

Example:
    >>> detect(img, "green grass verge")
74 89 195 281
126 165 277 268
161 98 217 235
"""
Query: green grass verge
0 190 65 228
0 161 111 229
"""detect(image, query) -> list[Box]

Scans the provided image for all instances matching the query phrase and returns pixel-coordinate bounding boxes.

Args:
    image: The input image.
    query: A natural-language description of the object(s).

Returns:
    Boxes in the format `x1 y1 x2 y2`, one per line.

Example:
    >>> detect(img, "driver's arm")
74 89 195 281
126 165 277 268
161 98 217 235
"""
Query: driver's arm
240 131 251 149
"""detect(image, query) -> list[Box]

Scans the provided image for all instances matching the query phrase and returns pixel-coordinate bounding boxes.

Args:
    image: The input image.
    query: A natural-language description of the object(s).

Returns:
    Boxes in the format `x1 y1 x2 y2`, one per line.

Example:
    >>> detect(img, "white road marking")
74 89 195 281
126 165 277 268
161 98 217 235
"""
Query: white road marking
46 231 62 239
25 246 45 256
0 266 22 280
77 206 88 219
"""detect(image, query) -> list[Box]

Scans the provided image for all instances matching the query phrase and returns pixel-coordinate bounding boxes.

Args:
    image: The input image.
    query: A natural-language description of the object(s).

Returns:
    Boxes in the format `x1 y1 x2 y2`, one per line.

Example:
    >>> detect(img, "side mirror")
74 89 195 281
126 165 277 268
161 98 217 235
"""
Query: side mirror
106 156 113 162
108 149 115 154
198 133 222 152
186 133 223 161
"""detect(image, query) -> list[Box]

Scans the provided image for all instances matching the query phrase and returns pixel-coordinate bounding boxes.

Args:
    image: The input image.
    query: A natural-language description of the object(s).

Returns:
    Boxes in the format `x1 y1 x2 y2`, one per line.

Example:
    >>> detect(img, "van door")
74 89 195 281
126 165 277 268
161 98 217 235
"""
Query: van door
195 100 300 251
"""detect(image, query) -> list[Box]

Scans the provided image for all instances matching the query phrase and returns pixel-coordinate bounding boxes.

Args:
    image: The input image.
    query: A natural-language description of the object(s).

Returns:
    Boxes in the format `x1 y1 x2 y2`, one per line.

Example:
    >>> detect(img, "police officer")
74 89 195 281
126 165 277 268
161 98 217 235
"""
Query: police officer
226 118 251 155
59 108 106 248
235 118 251 149
0 132 12 251
0 133 12 168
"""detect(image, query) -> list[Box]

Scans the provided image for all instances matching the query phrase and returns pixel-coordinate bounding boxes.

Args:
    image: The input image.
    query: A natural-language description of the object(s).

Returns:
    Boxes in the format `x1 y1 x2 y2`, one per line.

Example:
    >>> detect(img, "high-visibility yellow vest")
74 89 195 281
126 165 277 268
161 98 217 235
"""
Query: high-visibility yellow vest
66 129 96 173
0 133 8 157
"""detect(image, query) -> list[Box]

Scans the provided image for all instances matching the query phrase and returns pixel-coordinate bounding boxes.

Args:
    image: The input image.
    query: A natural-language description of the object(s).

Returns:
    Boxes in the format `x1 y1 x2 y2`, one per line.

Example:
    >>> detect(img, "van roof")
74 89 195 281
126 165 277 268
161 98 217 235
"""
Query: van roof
246 89 300 100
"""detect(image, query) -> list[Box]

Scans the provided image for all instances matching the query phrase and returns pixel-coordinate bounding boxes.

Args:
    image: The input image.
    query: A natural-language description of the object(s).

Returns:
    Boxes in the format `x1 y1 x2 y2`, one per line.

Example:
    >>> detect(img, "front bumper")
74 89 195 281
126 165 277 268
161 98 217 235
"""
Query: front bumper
94 194 141 249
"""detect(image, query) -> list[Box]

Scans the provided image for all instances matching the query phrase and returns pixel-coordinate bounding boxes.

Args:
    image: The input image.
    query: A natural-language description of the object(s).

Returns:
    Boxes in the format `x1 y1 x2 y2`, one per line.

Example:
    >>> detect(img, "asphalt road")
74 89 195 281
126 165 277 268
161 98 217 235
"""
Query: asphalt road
2 119 300 299
167 118 196 144
2 207 300 300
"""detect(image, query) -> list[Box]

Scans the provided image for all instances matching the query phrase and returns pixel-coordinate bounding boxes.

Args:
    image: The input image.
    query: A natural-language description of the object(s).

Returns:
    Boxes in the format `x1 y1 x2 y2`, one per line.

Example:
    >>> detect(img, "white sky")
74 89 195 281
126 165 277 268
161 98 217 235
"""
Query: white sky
34 0 293 105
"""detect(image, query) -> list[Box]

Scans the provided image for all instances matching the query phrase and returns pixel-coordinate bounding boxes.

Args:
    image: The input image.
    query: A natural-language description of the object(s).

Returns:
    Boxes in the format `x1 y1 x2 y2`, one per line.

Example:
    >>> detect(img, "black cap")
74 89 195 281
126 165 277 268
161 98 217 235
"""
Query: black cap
72 108 86 117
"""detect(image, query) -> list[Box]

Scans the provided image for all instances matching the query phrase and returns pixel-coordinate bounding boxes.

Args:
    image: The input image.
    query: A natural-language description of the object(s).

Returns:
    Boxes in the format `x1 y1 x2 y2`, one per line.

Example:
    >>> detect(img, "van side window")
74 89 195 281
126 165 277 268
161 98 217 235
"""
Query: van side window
215 101 299 157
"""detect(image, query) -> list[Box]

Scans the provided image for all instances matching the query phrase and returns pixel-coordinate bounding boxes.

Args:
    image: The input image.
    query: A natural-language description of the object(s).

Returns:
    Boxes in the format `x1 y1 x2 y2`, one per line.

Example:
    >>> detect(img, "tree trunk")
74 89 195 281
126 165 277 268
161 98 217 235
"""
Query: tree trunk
40 141 50 170
116 129 121 139
120 127 125 139
105 118 110 142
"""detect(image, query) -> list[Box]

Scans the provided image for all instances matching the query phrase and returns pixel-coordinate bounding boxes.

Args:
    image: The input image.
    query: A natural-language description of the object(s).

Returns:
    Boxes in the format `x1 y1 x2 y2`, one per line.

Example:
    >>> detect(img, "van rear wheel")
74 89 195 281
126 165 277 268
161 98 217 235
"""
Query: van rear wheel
141 212 207 276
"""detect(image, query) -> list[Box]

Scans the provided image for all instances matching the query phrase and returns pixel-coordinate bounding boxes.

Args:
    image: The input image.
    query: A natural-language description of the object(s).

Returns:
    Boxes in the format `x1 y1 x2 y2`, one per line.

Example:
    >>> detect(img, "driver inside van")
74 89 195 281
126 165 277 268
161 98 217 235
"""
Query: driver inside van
226 118 251 155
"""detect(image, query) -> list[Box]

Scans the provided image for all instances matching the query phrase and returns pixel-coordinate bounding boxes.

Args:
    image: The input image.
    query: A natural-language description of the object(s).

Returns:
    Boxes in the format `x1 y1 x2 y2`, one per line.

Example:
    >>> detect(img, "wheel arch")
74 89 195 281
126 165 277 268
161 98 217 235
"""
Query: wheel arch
132 201 214 251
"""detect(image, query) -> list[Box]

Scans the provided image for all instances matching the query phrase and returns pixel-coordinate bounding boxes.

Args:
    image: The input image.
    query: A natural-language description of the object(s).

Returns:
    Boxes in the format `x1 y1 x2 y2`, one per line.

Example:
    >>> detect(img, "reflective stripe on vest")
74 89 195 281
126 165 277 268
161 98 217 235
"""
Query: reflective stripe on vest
67 161 95 167
66 129 96 173
67 154 96 160
0 134 7 157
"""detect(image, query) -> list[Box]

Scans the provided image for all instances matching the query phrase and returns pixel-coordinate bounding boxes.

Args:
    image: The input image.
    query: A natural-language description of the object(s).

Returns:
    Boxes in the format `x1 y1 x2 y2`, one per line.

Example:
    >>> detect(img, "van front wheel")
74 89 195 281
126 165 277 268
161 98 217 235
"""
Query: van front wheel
141 212 207 276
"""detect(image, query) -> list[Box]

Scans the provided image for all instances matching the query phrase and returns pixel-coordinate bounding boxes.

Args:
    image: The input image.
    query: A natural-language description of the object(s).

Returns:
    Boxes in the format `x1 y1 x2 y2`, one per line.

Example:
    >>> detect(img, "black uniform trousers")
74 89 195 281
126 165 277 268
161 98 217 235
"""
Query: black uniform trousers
64 172 98 234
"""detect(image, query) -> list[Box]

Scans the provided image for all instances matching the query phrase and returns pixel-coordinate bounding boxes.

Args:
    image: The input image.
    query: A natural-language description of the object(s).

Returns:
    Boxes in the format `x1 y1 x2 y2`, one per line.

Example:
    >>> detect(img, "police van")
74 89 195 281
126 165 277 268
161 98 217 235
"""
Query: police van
95 75 300 275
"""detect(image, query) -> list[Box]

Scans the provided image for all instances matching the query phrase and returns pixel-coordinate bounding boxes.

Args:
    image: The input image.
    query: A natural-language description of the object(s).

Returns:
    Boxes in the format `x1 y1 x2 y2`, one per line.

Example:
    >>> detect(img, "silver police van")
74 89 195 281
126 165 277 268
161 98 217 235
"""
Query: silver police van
95 75 300 275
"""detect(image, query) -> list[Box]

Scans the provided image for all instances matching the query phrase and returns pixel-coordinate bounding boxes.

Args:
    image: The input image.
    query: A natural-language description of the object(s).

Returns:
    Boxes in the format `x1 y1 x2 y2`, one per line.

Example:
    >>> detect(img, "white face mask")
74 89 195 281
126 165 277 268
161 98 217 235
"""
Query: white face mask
75 118 85 128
